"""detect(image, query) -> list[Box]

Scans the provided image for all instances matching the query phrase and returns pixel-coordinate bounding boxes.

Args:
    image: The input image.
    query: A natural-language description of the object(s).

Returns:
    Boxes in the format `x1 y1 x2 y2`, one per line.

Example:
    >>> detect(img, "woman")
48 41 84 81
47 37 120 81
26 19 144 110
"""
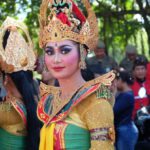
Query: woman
37 0 115 149
114 70 138 150
0 17 41 150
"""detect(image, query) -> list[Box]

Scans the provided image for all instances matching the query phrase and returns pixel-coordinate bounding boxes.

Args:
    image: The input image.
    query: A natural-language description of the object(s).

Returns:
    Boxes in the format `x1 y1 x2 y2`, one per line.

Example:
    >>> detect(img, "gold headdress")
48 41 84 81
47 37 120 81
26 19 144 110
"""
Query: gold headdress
39 0 99 50
0 17 36 73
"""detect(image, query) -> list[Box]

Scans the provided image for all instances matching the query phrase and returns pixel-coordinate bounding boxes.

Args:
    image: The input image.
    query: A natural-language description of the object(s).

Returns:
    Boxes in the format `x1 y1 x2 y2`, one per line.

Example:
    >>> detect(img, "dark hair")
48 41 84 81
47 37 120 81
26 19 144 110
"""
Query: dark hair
3 30 42 150
81 68 94 81
3 30 10 49
133 56 147 70
9 71 41 150
117 70 134 85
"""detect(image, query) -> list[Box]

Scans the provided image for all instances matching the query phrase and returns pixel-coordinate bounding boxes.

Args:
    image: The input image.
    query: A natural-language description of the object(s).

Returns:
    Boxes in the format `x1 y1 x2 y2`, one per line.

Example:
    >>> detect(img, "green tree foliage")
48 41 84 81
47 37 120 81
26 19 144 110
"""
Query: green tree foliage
0 0 150 60
93 0 150 61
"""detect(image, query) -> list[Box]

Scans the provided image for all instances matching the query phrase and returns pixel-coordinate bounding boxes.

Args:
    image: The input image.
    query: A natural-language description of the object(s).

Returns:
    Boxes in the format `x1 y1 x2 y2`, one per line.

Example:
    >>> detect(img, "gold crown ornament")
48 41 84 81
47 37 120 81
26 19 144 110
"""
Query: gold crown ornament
0 17 36 73
39 0 99 51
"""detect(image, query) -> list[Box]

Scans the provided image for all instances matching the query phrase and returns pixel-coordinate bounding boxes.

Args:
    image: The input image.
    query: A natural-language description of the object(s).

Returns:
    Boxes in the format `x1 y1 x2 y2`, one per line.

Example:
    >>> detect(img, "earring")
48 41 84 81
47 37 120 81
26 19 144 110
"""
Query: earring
79 44 86 69
43 62 49 72
43 55 49 72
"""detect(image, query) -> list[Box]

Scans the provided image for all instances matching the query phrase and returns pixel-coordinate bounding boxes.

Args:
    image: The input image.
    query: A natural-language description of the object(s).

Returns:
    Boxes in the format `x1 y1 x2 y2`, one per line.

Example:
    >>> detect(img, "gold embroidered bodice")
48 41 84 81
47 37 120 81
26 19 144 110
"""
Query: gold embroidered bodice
38 71 115 150
0 102 27 136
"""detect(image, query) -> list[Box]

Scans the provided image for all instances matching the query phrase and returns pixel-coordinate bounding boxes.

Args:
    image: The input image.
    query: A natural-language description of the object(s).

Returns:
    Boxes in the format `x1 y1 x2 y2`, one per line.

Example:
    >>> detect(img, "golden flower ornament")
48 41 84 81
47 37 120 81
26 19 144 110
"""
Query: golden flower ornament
0 17 36 73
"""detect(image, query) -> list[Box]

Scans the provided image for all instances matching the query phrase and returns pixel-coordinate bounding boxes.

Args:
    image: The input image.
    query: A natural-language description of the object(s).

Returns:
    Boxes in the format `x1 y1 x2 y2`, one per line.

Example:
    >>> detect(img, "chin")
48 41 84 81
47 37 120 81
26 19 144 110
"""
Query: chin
117 87 123 91
51 73 69 80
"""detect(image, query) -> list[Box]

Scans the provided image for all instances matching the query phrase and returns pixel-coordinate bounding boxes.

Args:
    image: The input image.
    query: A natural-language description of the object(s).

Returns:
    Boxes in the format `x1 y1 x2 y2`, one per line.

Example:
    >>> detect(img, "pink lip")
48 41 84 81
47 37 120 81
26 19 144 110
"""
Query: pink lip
53 67 65 71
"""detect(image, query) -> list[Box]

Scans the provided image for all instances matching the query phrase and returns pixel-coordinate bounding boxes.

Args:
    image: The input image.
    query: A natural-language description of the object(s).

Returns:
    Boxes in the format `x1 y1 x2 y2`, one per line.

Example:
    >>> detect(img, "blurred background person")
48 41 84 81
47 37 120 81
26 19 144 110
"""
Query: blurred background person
114 70 138 150
146 62 150 82
120 44 147 72
131 56 150 143
131 56 150 120
86 40 118 76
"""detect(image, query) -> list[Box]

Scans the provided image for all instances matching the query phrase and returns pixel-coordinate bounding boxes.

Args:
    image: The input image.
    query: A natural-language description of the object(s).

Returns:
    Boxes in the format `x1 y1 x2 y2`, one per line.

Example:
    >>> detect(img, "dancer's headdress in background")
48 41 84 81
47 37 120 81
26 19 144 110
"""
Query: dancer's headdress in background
0 17 36 73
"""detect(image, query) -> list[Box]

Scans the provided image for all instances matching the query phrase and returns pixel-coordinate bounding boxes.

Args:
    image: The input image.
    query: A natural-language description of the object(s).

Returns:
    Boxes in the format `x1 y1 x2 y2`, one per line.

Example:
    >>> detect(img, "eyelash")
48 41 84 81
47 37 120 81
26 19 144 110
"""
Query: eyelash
45 49 54 55
61 48 71 54
45 48 71 55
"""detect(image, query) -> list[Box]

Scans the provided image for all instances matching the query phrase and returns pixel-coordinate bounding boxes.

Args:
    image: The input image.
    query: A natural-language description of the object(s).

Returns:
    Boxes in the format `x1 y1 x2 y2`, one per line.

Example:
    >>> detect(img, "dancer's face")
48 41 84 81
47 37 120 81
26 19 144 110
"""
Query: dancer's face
44 40 80 80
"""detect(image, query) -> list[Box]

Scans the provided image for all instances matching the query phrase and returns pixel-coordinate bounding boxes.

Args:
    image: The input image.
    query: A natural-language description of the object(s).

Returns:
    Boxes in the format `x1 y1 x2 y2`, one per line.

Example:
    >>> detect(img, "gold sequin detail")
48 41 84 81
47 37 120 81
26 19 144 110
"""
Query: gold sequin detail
39 0 98 50
0 17 36 73
76 94 115 149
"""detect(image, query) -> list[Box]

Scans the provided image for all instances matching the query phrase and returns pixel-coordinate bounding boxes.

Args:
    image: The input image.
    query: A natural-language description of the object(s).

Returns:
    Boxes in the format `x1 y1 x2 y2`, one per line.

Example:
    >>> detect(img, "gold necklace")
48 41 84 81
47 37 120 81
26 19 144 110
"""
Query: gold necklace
52 83 84 116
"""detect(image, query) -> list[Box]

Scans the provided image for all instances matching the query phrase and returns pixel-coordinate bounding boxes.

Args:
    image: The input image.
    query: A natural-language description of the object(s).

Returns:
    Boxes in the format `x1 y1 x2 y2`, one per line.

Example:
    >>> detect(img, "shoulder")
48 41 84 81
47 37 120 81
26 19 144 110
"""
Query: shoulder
39 82 59 97
77 71 115 110
77 92 113 114
131 81 139 89
117 91 134 102
120 57 128 64
83 71 115 88
105 55 116 62
37 71 115 124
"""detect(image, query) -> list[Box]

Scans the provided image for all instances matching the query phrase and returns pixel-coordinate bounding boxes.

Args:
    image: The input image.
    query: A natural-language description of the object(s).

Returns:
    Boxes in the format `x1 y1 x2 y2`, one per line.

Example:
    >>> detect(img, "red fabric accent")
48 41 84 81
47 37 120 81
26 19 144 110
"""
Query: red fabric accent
12 101 27 126
37 95 50 124
146 62 150 82
56 1 86 26
57 12 71 26
131 80 150 119
54 121 68 150
71 0 86 23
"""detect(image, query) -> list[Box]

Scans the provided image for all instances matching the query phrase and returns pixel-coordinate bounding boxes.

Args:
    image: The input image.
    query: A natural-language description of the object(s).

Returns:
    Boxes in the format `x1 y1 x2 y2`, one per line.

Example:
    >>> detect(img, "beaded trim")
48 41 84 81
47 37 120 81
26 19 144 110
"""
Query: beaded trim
90 127 115 143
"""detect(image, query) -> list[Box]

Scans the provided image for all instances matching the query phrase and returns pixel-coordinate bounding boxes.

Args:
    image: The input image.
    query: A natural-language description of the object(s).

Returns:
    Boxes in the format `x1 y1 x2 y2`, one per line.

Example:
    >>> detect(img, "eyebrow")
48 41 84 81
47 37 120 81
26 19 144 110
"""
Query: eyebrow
45 45 73 49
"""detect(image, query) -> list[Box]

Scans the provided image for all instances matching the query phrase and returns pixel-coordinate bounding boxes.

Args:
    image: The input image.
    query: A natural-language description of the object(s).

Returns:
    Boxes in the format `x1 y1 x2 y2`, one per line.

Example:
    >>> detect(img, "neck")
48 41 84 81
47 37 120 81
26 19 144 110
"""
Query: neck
136 77 146 84
122 84 131 92
58 70 85 98
43 79 55 85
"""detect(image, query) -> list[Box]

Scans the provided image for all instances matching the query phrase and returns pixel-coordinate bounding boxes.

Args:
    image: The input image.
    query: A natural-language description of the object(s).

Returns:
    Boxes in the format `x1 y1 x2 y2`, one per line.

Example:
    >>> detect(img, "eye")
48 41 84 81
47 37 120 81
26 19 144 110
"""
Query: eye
45 48 54 56
60 47 71 54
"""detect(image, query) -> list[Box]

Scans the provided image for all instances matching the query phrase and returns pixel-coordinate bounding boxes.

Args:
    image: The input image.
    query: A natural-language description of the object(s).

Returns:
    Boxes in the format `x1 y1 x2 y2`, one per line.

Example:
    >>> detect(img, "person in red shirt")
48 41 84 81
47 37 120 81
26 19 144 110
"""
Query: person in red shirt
146 62 150 81
131 56 150 119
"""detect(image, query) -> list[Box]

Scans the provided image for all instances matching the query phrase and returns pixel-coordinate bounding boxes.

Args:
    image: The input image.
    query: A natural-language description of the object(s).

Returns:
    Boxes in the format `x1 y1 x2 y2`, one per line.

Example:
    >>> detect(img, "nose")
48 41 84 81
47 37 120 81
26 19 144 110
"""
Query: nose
54 53 61 63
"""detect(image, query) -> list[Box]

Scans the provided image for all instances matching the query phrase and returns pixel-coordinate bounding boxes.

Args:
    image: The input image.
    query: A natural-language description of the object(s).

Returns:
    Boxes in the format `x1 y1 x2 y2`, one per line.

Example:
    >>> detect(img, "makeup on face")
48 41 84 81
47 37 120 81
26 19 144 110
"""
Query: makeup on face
45 45 73 56
45 40 78 56
44 40 80 79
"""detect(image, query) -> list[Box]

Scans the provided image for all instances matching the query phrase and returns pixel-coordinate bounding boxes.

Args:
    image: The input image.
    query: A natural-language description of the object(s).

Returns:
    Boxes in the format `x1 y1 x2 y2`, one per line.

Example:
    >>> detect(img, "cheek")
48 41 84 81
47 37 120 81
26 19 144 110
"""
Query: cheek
134 70 138 76
64 53 79 66
142 69 146 75
117 80 121 87
44 55 52 67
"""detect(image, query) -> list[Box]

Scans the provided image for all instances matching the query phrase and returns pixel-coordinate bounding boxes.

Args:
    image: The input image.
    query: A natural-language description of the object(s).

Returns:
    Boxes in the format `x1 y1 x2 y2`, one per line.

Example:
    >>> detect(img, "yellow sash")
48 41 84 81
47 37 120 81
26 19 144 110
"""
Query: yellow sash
39 123 55 150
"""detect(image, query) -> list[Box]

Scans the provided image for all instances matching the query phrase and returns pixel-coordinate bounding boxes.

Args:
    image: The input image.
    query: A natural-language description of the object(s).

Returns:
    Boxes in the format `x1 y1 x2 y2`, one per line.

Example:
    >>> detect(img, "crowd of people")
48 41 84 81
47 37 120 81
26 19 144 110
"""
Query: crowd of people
0 0 149 150
86 40 150 150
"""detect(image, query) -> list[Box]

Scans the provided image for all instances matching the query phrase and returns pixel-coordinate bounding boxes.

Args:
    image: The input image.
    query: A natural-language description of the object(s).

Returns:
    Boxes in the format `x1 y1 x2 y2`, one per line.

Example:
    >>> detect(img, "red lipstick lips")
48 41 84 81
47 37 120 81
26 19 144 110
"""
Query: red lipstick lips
53 67 65 71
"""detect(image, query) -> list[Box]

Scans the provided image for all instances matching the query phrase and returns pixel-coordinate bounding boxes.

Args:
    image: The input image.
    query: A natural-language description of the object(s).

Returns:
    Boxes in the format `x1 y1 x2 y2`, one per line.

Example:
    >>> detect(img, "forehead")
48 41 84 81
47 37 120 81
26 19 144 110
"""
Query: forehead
95 48 105 52
134 65 146 70
46 40 76 47
127 53 136 56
